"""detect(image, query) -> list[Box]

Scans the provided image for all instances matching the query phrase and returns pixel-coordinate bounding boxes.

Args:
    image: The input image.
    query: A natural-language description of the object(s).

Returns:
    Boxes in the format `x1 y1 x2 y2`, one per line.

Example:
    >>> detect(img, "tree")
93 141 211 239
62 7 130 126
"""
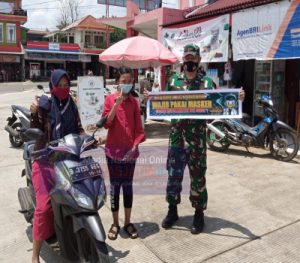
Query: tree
56 0 82 30
110 27 126 44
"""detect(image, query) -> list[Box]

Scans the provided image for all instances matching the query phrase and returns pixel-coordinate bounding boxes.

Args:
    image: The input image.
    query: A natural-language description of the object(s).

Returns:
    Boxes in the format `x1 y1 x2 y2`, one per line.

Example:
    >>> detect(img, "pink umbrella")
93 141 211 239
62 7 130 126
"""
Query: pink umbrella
99 36 178 68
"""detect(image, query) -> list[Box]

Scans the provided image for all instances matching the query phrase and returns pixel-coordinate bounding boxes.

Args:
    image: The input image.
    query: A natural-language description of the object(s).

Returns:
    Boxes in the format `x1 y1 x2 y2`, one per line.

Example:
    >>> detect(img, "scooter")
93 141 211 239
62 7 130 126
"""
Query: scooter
4 84 49 148
18 117 110 263
206 95 299 162
5 104 31 147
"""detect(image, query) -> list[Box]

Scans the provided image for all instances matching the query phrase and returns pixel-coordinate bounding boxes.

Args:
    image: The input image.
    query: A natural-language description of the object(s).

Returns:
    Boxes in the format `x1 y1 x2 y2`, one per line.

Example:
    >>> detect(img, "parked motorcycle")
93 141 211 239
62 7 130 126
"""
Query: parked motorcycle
5 104 31 147
4 84 50 148
206 96 299 162
18 117 110 262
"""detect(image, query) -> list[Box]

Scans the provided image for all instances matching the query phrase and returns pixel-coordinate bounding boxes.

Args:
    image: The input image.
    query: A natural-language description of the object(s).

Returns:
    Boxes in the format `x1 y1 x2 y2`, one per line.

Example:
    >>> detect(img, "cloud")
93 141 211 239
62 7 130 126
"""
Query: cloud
22 0 126 30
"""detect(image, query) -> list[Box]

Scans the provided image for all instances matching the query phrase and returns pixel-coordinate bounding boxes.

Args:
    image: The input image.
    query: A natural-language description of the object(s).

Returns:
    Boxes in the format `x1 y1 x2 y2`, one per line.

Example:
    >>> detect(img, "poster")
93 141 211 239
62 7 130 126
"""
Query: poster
147 89 242 120
232 0 300 60
162 14 230 63
77 76 107 139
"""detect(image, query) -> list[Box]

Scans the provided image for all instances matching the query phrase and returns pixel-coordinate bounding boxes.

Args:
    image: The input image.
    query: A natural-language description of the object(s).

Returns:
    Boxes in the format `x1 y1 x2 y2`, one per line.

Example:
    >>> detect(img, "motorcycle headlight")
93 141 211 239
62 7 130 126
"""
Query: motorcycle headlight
69 187 94 210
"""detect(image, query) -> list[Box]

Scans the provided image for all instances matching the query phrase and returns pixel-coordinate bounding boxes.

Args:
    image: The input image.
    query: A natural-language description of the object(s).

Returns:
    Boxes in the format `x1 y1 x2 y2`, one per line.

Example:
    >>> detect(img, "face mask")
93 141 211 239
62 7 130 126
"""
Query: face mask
52 86 70 100
119 84 133 94
183 61 198 72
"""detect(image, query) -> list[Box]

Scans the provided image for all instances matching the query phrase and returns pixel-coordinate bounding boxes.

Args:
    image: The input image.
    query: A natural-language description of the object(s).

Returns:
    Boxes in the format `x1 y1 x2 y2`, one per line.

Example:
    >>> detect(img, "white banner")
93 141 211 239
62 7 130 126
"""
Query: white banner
232 0 300 60
77 76 106 139
162 15 230 63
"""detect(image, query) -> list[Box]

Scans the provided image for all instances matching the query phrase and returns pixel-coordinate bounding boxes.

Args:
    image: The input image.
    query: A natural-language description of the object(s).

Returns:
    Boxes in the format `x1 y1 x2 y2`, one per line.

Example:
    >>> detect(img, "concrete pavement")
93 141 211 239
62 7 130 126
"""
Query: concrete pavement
0 85 300 262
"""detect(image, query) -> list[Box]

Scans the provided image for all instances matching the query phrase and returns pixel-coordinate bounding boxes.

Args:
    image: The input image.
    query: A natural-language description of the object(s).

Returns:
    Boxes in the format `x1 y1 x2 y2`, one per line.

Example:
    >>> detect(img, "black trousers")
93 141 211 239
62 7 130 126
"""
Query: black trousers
106 156 136 212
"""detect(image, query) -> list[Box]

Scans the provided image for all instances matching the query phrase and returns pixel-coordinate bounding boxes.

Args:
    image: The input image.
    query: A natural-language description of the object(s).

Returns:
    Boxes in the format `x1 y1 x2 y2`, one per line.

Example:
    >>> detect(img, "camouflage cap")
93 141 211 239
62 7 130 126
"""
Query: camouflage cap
183 44 200 57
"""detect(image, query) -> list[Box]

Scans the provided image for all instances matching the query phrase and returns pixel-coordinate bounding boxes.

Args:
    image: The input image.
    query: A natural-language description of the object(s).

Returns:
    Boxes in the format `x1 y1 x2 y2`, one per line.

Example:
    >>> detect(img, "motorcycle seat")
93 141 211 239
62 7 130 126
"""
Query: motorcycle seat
12 105 31 119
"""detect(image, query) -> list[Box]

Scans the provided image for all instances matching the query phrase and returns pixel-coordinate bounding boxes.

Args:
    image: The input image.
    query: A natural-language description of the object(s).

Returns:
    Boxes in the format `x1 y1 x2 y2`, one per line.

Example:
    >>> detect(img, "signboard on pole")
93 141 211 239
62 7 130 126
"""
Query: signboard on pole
77 76 106 138
147 89 242 120
232 0 300 60
162 14 230 63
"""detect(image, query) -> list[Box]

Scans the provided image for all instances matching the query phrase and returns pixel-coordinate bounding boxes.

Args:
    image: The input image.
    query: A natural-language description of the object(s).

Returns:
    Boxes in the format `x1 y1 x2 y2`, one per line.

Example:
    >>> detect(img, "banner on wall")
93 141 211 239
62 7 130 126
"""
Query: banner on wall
147 89 242 120
162 14 230 63
232 0 300 60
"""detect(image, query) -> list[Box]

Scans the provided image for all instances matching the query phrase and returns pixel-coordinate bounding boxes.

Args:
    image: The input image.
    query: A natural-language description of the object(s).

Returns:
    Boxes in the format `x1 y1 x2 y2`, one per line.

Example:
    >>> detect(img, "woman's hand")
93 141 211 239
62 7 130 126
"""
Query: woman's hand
30 96 39 114
239 87 245 102
122 145 138 161
115 90 124 106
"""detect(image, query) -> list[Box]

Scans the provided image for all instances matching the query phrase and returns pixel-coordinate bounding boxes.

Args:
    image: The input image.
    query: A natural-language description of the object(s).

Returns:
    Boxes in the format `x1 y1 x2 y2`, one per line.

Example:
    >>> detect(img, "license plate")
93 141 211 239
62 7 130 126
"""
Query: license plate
69 162 102 182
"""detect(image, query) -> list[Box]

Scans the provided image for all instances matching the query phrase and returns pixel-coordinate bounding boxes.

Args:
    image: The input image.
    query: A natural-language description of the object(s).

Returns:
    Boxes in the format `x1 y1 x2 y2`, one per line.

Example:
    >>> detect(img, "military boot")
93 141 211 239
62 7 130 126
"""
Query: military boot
161 205 178 229
191 209 204 234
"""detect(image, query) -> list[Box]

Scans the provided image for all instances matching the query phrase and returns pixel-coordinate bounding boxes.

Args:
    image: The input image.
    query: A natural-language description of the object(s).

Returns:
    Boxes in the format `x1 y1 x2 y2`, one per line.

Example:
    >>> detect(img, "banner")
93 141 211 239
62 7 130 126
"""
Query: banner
162 15 230 63
232 0 300 60
147 89 242 120
77 77 107 139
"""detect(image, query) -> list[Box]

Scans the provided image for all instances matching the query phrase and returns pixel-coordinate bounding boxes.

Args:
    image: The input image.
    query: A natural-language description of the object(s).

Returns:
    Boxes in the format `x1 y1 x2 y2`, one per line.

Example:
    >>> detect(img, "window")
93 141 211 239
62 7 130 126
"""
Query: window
85 34 91 44
94 35 104 48
0 23 3 42
6 23 16 43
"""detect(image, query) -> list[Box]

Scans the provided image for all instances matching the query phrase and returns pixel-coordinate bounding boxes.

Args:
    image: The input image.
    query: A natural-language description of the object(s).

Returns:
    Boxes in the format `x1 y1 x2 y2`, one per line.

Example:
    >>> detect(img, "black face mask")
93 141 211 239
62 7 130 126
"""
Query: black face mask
183 61 198 72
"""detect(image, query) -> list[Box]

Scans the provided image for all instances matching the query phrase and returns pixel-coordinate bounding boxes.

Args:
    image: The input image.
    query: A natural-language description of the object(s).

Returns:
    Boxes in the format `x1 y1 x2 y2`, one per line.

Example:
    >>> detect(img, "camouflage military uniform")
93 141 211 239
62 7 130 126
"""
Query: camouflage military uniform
165 72 213 210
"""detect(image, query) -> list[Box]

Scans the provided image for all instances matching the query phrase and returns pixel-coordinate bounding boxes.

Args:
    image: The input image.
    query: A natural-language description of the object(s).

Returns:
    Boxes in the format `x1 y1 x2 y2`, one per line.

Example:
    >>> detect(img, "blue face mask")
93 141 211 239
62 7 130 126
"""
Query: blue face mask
119 84 133 94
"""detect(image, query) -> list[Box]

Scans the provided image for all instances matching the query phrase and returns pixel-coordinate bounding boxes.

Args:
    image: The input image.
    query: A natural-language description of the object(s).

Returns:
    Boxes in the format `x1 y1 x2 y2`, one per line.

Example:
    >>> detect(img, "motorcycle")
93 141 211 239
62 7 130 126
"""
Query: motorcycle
206 96 299 162
17 117 110 263
5 104 31 147
4 84 50 148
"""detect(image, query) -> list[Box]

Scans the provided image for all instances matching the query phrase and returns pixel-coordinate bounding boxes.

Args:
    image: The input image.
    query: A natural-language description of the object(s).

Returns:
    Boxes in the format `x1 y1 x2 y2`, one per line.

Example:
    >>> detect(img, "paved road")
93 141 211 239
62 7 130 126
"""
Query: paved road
0 84 300 263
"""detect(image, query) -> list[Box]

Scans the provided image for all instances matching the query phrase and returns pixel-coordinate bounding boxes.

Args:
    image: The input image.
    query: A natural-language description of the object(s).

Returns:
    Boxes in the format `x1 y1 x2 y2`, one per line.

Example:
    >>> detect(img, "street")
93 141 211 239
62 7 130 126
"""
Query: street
0 83 300 263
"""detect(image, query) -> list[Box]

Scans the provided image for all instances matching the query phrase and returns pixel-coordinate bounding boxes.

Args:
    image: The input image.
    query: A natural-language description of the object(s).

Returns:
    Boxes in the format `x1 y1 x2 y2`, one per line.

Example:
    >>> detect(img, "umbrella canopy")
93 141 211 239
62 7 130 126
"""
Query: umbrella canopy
99 36 178 68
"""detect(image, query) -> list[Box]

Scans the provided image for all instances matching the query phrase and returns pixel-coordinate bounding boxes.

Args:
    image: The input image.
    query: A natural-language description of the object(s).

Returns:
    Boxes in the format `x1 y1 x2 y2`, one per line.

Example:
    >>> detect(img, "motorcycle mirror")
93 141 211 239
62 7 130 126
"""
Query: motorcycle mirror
24 128 44 141
37 85 44 90
96 117 107 129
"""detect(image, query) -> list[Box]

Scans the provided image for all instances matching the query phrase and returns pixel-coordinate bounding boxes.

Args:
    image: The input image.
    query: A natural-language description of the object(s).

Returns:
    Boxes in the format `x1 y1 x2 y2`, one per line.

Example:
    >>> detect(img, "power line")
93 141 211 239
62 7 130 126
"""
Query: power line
22 0 60 8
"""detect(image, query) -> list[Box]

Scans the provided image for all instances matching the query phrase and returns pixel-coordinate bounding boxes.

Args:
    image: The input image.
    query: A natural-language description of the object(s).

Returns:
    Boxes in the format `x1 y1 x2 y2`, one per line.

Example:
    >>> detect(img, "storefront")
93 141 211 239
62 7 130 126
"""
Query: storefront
232 0 300 126
24 41 93 80
0 54 23 82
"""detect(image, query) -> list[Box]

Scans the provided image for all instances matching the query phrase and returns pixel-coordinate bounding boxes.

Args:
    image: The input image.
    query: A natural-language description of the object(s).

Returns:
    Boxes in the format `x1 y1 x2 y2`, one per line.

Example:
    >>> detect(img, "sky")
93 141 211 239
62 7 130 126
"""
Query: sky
22 0 178 31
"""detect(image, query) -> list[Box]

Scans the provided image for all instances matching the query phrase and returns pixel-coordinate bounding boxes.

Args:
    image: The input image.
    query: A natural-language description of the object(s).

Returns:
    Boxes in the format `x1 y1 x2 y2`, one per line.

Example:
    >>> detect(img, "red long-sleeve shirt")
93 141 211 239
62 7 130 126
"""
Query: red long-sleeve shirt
102 92 145 160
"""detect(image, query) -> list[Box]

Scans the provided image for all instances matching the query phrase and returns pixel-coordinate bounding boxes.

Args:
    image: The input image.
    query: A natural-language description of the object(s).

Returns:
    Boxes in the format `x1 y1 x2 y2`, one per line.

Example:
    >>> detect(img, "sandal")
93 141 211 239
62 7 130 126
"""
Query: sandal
107 224 120 240
123 223 138 239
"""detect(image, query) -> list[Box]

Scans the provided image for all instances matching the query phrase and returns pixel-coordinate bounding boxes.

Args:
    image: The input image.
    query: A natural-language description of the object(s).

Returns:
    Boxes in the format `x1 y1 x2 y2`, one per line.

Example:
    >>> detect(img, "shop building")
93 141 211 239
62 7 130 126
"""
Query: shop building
24 15 113 80
162 0 300 127
0 0 27 82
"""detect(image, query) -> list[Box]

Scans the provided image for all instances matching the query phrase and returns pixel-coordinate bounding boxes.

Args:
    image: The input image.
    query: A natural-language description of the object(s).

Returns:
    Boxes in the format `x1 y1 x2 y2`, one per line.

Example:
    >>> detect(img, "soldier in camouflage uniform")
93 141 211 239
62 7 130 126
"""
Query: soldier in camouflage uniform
162 44 213 234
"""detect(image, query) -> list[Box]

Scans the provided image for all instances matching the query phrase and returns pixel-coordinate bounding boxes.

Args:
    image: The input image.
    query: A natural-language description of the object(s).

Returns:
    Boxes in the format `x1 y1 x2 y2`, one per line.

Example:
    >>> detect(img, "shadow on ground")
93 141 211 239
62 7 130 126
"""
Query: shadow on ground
172 215 259 240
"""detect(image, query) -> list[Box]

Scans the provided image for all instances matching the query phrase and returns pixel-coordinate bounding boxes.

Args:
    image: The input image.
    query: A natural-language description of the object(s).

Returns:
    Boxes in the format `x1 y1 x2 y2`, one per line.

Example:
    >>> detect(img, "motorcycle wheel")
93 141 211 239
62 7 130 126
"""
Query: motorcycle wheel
206 121 231 152
9 122 24 147
77 229 110 263
270 128 299 162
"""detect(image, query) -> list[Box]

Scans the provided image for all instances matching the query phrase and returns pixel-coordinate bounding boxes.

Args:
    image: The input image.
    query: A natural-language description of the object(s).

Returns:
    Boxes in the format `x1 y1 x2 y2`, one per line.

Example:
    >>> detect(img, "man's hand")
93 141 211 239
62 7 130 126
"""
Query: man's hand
30 96 39 114
239 87 245 102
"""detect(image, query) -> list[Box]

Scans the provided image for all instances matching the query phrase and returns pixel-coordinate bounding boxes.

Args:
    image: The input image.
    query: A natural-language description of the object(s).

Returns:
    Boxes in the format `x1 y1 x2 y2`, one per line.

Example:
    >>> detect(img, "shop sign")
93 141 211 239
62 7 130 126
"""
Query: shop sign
232 0 300 60
25 52 79 61
49 43 60 51
162 14 230 63
0 55 20 63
